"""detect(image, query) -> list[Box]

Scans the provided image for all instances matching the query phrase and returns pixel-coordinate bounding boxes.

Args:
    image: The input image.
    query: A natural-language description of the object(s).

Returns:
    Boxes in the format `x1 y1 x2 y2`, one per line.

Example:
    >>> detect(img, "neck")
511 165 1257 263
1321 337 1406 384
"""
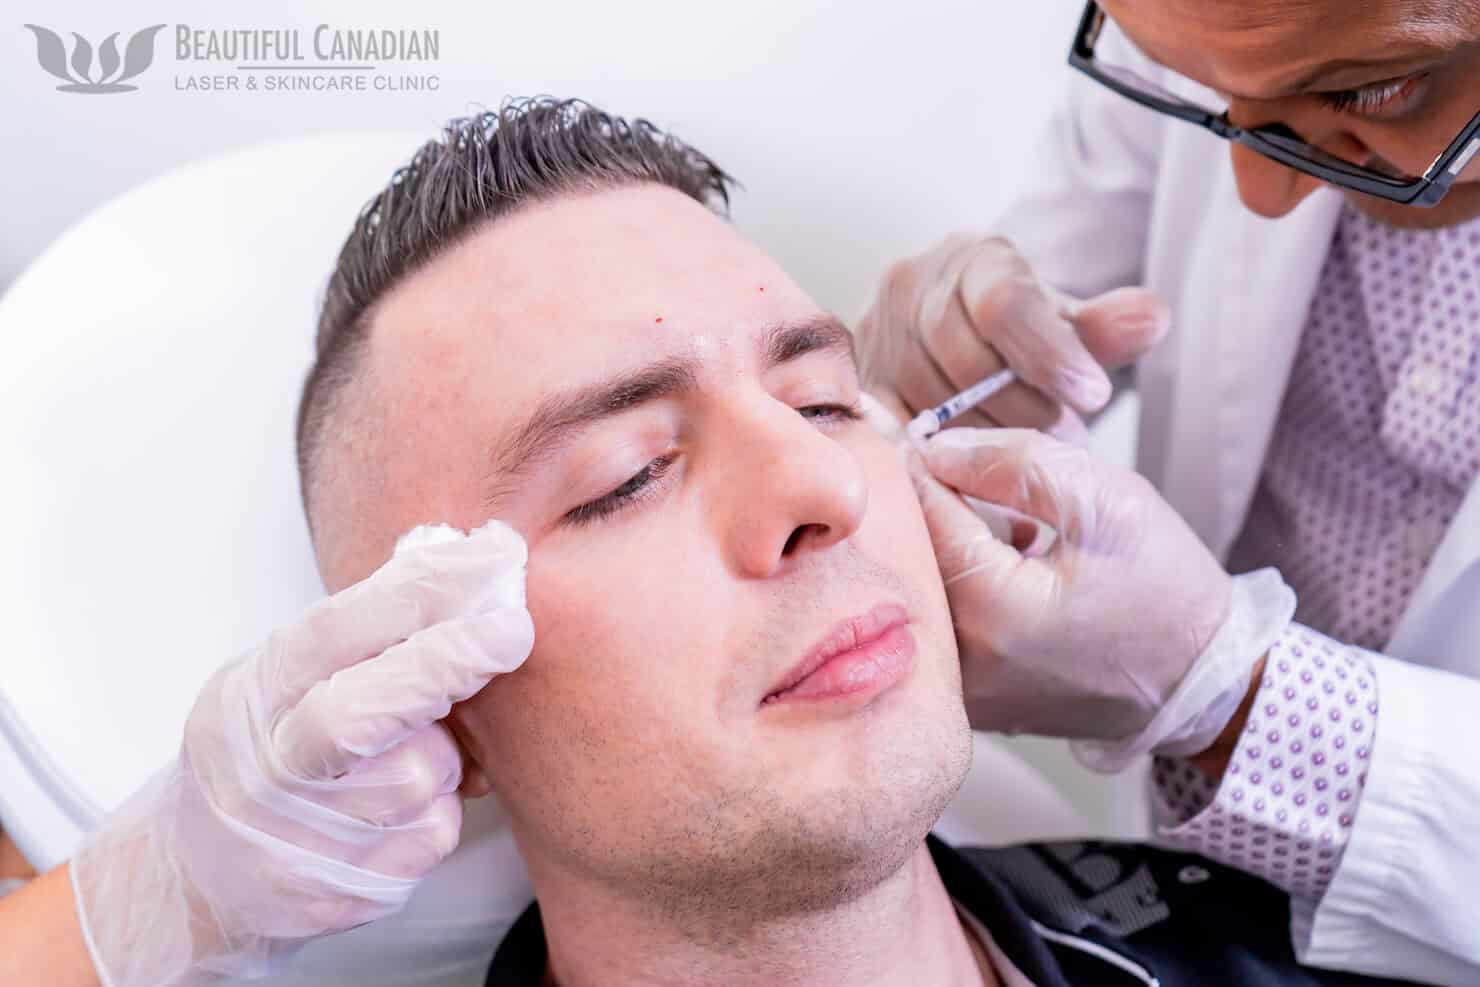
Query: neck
529 841 996 987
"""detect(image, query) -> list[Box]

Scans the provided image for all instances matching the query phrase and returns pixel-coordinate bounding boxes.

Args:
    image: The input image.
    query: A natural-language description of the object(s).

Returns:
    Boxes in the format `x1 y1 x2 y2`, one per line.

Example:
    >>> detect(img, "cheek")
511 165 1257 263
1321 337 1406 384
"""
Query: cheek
517 529 731 723
457 533 737 819
858 438 959 635
526 530 693 660
860 441 940 579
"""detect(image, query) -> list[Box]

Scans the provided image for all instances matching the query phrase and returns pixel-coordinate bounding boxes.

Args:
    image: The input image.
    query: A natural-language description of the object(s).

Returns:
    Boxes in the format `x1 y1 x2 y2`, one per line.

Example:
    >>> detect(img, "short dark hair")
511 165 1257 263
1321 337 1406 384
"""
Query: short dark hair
295 96 736 534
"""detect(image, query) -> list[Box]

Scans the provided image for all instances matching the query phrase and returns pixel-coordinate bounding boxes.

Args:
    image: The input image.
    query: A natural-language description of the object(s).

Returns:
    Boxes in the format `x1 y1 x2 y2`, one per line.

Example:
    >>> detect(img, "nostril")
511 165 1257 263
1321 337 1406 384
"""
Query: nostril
782 523 824 556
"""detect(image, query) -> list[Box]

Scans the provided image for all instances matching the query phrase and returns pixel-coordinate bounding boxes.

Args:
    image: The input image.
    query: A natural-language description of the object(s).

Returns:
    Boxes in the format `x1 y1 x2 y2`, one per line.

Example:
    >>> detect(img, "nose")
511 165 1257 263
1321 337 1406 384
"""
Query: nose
713 400 869 579
1225 98 1371 218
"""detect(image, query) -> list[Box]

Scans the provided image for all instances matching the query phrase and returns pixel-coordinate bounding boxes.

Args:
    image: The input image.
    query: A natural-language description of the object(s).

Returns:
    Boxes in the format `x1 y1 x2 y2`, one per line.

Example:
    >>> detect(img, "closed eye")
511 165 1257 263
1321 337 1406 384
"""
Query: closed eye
798 401 864 424
561 401 864 526
564 455 676 526
1315 73 1427 117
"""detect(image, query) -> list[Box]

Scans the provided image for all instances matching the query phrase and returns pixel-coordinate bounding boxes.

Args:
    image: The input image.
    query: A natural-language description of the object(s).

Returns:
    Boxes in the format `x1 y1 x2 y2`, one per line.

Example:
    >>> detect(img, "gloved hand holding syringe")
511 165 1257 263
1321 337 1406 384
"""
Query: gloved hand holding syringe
859 247 1292 770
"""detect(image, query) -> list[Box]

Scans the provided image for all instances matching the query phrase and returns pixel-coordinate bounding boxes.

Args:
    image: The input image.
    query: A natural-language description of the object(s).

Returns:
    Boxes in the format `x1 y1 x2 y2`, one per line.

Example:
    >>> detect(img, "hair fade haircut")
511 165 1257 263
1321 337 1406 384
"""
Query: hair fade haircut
295 96 736 532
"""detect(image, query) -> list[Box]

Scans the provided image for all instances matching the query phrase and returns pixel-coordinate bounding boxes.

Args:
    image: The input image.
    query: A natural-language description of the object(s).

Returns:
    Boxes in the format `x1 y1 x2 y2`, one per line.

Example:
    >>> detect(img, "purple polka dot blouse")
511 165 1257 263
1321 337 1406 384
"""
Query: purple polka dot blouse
1152 203 1480 912
1154 629 1375 902
1227 203 1480 650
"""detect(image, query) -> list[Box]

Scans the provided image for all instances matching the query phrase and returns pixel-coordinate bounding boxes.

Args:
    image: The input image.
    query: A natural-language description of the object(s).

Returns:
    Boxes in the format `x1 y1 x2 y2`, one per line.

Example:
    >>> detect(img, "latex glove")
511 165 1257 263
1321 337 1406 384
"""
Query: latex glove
72 518 534 986
905 426 1294 765
855 234 1170 437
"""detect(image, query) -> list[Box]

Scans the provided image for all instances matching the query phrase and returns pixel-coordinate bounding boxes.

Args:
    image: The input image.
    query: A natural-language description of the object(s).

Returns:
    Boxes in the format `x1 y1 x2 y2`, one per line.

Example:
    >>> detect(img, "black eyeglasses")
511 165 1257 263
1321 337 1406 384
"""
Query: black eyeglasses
1068 1 1480 207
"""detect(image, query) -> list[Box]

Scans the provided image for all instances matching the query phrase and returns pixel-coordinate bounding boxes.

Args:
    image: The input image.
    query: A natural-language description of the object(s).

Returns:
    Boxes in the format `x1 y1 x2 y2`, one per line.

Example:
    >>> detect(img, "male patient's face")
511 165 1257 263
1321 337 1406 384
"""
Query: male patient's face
335 183 971 908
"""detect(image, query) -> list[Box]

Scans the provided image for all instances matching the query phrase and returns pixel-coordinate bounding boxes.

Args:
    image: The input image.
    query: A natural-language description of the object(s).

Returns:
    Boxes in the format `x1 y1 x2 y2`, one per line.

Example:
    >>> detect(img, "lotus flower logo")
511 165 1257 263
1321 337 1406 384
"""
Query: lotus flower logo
24 24 167 94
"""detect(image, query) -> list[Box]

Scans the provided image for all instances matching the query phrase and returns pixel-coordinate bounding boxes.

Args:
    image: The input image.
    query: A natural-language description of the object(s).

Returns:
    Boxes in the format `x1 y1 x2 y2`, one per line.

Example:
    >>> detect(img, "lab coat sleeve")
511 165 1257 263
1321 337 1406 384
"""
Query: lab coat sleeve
991 21 1171 300
1151 625 1373 908
1154 622 1480 986
1299 652 1480 986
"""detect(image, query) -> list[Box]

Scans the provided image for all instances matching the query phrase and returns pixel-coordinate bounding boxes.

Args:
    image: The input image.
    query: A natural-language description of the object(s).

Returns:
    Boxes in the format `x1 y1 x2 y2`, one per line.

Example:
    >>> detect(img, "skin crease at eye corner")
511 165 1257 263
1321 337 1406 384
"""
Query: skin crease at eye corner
305 183 988 986
1100 0 1480 228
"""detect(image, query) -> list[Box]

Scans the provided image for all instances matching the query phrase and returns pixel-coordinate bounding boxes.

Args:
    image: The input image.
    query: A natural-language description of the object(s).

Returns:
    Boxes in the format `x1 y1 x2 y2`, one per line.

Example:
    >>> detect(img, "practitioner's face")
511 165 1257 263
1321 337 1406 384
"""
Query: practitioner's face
1102 0 1480 227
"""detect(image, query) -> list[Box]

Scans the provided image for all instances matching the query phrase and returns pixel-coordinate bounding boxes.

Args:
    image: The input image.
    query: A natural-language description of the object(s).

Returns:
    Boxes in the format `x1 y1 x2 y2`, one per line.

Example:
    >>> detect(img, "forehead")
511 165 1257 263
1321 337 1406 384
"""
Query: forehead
1105 0 1459 37
1101 0 1469 92
335 183 828 567
367 183 813 387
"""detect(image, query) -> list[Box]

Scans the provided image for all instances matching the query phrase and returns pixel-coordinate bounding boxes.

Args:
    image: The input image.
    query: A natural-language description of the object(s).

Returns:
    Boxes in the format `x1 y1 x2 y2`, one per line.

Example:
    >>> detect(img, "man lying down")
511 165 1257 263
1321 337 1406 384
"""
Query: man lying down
292 98 1415 987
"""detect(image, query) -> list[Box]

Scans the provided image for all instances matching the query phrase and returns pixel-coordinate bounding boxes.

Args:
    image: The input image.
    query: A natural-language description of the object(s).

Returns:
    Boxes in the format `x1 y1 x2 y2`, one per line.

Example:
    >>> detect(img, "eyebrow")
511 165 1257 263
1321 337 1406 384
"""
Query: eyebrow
480 314 856 505
1276 52 1445 98
1120 14 1451 105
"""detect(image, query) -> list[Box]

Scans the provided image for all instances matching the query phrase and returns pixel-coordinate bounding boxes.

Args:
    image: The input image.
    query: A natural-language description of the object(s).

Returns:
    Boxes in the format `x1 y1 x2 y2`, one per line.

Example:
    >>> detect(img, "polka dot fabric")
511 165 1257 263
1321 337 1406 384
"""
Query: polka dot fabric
1153 204 1480 912
1226 204 1480 651
1153 625 1377 904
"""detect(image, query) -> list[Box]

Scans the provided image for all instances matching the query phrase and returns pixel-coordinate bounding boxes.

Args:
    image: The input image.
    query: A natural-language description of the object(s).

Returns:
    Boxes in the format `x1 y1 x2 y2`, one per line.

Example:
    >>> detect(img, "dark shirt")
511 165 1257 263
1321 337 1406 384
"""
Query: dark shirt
486 835 1422 986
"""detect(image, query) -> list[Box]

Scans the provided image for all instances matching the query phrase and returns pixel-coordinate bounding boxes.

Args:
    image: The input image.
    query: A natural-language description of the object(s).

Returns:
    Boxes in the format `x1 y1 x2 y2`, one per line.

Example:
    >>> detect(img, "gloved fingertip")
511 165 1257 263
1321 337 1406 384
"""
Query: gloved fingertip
917 426 1024 464
1098 286 1173 340
1046 406 1091 447
924 426 1018 453
900 446 927 491
485 606 536 674
921 428 1041 494
1071 287 1173 370
1058 364 1113 413
1137 294 1173 342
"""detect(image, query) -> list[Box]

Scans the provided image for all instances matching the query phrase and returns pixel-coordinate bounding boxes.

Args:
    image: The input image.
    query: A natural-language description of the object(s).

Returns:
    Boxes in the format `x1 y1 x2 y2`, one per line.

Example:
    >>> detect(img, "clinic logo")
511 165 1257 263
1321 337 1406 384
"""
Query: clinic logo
23 24 166 93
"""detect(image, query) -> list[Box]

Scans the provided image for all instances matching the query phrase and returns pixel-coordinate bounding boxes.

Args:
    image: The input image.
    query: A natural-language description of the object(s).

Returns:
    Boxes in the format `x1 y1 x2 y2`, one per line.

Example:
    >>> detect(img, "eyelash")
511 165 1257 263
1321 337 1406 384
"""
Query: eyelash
1316 74 1425 117
562 401 864 526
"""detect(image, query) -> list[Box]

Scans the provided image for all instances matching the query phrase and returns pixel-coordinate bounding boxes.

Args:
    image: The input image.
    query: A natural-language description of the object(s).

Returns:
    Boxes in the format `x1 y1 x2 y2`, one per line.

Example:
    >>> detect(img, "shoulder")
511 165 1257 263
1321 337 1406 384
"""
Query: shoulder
946 839 1419 987
483 901 547 987
955 839 1279 939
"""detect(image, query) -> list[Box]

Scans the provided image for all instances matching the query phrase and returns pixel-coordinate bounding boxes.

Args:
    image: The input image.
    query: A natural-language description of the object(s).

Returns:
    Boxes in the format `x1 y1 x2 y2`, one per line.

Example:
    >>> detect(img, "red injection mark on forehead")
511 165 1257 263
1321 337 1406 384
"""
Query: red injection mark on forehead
655 317 664 324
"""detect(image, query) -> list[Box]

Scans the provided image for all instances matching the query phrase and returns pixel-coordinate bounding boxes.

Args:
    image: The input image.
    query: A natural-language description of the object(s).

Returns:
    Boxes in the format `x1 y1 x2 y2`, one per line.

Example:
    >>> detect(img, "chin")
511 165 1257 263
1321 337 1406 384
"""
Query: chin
747 690 974 907
834 689 974 855
1347 182 1480 229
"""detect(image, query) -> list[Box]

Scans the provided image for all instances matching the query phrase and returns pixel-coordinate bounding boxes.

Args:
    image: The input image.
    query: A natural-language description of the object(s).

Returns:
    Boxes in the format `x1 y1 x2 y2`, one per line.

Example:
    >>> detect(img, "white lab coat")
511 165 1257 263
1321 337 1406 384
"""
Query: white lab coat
992 24 1480 987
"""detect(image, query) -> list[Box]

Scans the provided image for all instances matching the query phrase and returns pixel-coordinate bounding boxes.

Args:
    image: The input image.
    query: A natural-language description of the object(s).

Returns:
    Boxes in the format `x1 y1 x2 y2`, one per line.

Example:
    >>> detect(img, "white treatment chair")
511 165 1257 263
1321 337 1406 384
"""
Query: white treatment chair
0 132 1090 986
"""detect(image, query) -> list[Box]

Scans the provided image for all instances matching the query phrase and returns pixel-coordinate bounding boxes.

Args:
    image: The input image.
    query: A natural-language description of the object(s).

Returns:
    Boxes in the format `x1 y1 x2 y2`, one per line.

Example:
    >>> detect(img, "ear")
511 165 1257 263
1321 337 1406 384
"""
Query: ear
459 759 494 799
445 703 495 798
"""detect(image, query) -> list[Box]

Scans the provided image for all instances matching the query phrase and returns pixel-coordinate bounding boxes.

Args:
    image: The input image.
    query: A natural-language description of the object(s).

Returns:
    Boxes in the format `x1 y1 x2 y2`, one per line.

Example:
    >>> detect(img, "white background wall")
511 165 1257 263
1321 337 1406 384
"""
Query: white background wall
1 0 1081 314
1 0 1129 826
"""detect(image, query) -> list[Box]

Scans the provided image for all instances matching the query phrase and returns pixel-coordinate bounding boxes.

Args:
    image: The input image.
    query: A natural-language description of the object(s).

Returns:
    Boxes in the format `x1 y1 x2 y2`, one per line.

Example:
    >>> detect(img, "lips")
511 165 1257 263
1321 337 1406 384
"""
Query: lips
762 602 914 706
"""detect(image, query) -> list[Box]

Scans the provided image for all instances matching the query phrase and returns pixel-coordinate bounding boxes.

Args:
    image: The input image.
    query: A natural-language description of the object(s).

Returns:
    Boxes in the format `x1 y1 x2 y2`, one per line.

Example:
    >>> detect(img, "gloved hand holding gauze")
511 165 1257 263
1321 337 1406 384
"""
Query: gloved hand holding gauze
71 518 534 987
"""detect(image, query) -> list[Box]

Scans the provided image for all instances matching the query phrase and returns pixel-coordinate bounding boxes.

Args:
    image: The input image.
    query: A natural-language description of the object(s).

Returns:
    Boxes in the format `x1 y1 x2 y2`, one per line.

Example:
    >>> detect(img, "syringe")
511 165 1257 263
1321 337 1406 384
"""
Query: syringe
905 368 1017 443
